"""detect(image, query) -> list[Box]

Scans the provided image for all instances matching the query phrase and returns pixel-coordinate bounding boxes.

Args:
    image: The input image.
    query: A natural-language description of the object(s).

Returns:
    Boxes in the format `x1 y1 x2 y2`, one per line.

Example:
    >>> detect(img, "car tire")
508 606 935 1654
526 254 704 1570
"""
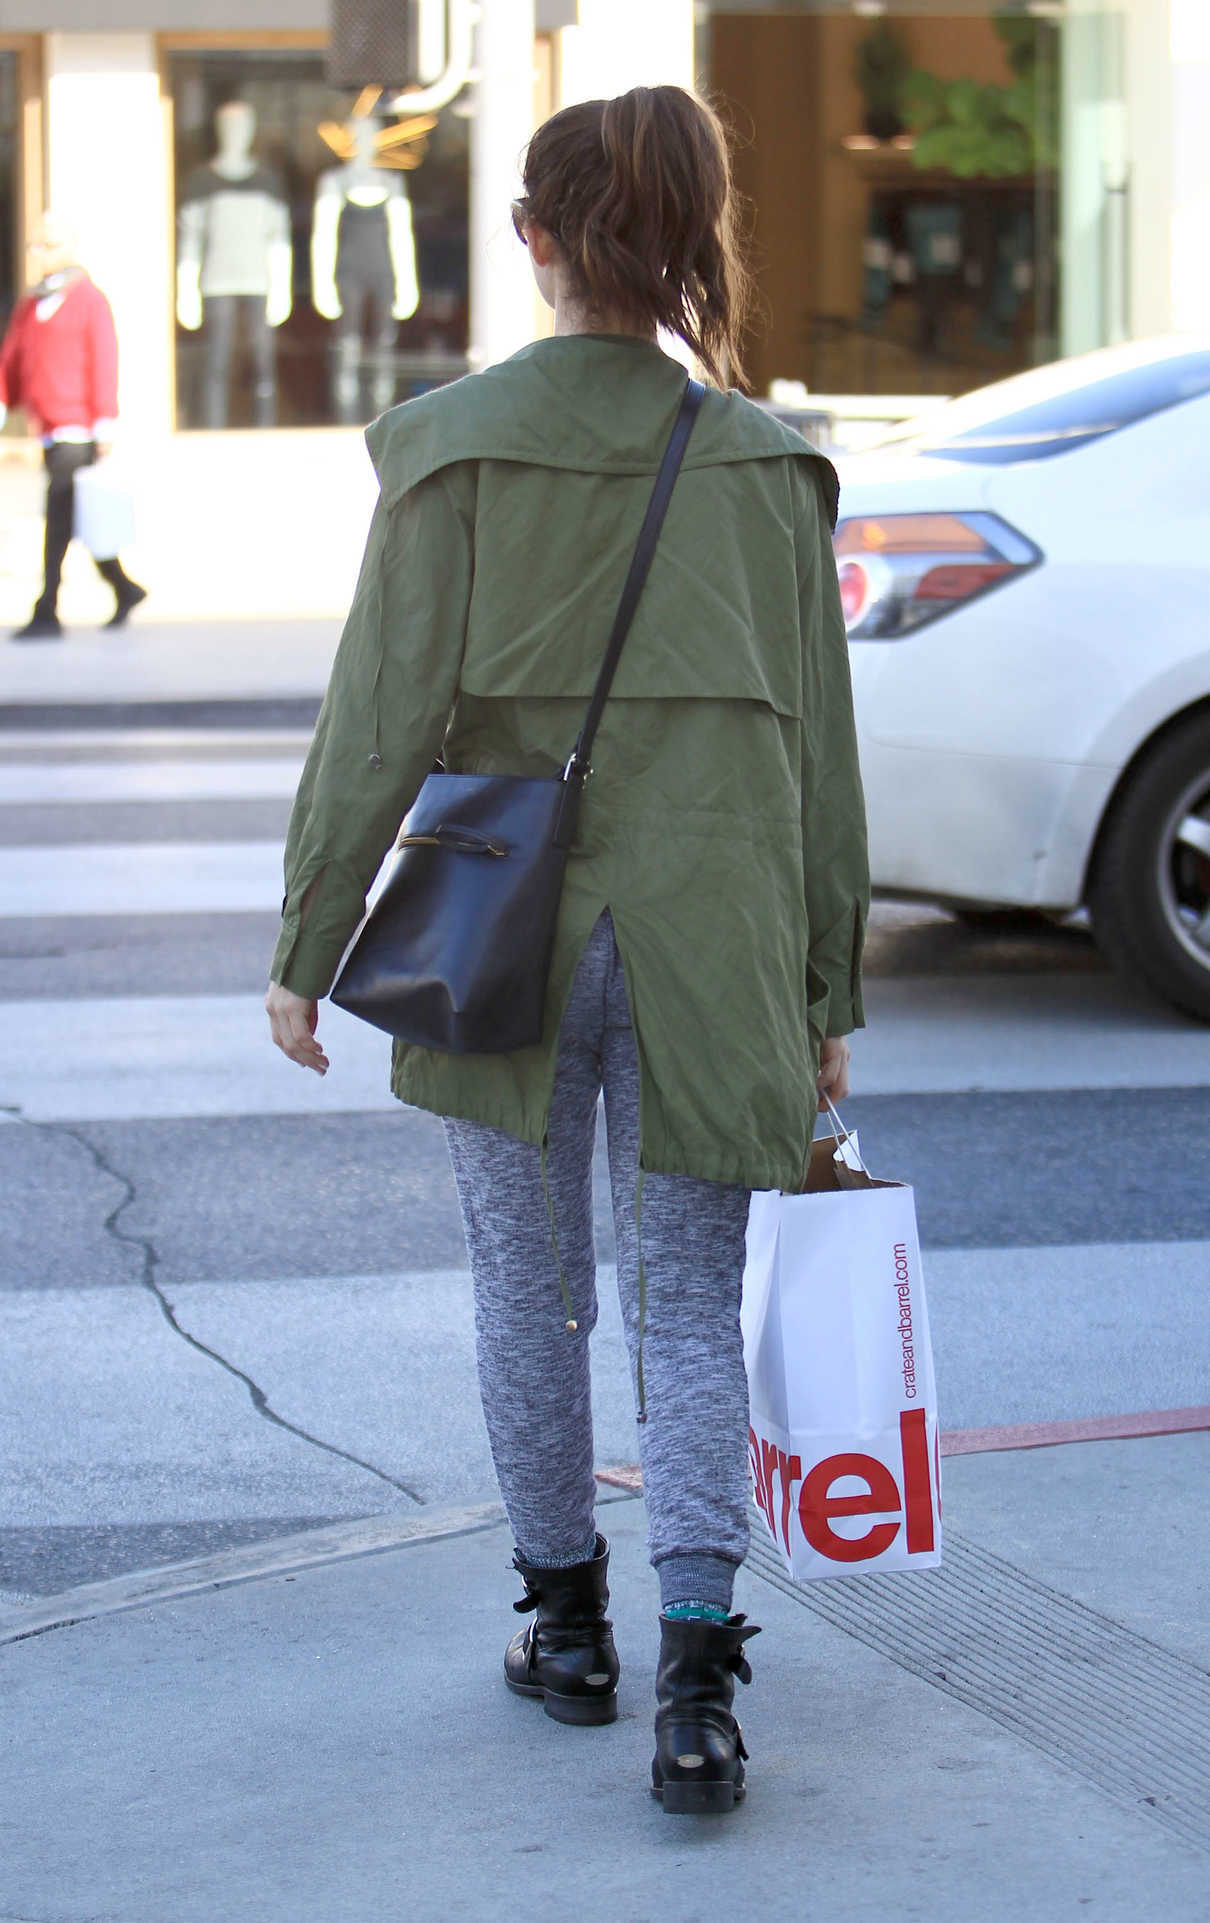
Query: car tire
1088 711 1210 1021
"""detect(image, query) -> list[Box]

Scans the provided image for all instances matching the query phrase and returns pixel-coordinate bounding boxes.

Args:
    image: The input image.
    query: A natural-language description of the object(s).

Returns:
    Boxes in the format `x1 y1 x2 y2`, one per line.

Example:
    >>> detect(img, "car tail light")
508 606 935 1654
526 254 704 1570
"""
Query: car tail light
833 512 1040 639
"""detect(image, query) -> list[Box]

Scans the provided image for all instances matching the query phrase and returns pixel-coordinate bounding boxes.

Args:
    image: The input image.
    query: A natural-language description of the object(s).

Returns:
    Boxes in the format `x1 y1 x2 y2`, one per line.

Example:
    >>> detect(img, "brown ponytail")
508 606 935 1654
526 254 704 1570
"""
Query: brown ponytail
515 86 751 389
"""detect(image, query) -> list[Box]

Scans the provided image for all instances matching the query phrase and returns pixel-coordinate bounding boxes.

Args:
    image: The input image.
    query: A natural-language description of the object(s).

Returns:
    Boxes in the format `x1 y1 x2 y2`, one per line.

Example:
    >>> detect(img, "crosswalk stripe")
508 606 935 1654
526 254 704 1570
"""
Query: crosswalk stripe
0 995 396 1122
0 729 312 757
0 842 284 917
4 979 1210 1123
0 759 303 805
852 976 1210 1093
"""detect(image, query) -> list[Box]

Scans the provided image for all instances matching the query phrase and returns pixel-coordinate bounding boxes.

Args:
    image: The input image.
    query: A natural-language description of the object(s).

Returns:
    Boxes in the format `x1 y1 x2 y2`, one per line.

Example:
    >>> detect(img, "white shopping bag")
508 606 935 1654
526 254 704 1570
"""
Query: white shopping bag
73 461 136 559
742 1104 942 1581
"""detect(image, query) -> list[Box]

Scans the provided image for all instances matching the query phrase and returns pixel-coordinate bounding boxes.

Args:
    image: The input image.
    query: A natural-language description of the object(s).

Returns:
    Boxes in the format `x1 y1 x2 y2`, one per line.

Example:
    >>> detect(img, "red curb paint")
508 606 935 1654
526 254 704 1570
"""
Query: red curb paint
937 1406 1210 1456
595 1465 643 1492
594 1406 1210 1491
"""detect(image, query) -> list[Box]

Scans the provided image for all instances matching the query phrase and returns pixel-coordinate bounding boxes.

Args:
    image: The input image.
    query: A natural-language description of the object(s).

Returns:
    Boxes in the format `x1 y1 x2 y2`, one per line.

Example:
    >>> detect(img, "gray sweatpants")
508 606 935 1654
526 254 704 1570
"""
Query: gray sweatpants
443 912 752 1603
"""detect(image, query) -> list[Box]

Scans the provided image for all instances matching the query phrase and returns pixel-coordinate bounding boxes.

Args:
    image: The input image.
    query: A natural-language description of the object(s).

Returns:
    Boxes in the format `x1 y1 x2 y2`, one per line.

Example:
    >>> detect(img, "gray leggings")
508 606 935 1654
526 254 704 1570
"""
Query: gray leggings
443 912 752 1606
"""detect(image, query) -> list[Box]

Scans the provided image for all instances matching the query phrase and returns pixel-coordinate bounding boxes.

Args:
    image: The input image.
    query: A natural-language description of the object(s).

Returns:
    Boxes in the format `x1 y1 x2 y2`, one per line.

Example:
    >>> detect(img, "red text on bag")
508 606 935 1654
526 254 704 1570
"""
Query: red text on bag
749 1408 937 1562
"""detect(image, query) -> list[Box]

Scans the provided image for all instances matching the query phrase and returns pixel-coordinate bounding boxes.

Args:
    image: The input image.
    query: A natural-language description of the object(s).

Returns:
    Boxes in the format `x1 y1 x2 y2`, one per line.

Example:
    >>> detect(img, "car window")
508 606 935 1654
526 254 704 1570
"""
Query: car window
876 351 1210 465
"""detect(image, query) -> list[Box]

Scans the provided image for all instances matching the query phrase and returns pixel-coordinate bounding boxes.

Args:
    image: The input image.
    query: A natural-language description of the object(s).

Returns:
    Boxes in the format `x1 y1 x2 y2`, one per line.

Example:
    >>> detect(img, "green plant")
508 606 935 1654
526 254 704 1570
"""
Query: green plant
903 16 1059 178
853 21 912 140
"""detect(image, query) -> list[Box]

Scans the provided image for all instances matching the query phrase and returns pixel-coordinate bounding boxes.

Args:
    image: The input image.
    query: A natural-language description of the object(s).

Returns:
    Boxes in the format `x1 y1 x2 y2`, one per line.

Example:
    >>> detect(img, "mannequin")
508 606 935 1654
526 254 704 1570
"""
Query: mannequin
177 101 292 429
310 117 420 425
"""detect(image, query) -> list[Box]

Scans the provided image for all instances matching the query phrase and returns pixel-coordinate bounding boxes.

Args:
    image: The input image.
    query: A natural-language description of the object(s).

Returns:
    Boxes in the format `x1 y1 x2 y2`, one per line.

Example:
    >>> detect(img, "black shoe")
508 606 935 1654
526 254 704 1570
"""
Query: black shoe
504 1532 620 1726
103 582 147 630
11 610 64 642
651 1613 761 1814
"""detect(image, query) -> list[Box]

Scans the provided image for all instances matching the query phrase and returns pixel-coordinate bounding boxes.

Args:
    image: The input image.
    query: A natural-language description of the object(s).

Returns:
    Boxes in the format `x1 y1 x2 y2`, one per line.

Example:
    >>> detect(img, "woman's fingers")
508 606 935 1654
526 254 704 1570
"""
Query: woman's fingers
817 1036 852 1103
282 1022 329 1073
265 983 330 1074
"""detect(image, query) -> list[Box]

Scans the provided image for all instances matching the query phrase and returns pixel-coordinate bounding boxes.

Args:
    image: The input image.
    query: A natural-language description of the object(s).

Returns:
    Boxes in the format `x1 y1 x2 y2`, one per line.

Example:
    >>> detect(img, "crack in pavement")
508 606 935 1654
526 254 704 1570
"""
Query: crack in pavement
4 1108 425 1504
0 1915 110 1923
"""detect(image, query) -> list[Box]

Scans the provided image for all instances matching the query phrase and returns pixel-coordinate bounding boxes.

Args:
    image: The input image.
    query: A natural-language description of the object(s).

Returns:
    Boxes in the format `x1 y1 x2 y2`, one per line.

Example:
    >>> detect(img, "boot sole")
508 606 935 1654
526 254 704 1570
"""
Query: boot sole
504 1676 618 1726
654 1778 744 1814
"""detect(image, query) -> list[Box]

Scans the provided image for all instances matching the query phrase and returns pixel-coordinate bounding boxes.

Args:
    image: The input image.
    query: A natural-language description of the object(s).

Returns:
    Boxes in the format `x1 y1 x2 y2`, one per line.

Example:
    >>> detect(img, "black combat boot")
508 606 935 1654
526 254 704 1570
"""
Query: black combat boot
651 1613 761 1813
504 1532 620 1726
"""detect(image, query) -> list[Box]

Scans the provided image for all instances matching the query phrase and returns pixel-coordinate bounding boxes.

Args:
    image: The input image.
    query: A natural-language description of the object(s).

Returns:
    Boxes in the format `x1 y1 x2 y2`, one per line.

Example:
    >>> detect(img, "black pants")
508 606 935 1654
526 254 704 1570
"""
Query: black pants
36 443 133 619
334 270 398 424
202 294 277 430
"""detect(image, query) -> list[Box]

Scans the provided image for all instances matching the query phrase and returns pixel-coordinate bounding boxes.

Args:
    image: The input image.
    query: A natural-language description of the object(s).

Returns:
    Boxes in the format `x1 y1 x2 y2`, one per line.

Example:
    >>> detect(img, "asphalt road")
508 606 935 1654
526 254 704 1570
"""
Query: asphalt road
3 722 1209 1602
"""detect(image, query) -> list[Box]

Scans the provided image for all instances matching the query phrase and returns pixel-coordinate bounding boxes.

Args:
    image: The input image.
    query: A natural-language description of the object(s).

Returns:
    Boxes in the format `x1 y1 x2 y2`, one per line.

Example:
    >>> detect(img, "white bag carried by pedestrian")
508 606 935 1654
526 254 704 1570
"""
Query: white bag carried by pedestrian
73 460 136 560
742 1102 942 1582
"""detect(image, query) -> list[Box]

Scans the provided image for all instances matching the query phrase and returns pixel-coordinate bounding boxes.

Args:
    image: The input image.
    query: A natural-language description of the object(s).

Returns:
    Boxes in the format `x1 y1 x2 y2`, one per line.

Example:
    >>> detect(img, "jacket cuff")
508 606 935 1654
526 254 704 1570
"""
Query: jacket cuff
825 985 865 1037
270 917 347 1000
271 859 367 999
808 900 867 1037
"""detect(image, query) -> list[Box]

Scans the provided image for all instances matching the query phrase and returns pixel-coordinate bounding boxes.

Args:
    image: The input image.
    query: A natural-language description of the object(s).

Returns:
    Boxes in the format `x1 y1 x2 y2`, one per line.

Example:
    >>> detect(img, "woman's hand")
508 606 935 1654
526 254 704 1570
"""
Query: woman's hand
816 1035 851 1104
265 981 330 1075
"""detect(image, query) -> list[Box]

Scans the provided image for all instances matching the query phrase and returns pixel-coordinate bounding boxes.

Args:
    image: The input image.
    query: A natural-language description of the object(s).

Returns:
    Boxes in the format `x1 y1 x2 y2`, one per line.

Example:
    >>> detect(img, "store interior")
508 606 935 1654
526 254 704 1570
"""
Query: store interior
702 4 1065 397
169 48 470 430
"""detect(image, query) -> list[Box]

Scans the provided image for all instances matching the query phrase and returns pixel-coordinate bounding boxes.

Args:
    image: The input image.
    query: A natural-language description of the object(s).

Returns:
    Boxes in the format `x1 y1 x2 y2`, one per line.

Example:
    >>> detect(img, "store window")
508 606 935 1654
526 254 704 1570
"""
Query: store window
168 47 469 430
0 53 21 329
698 4 1125 403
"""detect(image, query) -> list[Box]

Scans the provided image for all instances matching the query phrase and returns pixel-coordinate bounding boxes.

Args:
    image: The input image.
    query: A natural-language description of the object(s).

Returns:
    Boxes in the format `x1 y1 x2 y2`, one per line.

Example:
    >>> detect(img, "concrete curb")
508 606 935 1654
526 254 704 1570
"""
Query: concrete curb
0 1503 508 1645
0 1485 643 1646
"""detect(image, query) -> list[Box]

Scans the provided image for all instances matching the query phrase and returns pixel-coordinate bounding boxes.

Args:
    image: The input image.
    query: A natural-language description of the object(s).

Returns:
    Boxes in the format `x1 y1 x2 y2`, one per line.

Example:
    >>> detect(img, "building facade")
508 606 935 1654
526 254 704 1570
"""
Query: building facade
0 2 1205 615
700 0 1209 402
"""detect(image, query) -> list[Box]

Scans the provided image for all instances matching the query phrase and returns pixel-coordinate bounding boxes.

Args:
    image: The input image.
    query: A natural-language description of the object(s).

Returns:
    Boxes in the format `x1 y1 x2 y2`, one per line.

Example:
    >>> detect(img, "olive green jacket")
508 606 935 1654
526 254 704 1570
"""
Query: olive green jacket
272 335 869 1192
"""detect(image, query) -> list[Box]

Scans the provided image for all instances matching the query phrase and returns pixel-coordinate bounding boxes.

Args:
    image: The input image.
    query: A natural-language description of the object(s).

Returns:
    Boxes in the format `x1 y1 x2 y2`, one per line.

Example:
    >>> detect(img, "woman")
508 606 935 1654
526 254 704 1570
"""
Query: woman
267 86 868 1816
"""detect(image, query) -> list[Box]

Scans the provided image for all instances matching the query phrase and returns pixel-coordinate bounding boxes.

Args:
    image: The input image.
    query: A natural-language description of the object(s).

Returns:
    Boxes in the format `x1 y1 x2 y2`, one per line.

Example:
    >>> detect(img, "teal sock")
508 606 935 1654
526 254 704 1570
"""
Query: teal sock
663 1600 729 1622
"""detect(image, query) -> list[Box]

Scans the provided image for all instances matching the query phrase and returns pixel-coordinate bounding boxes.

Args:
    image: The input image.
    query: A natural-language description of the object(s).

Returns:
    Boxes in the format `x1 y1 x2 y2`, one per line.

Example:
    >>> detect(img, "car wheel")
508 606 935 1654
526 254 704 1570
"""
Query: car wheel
1088 711 1210 1021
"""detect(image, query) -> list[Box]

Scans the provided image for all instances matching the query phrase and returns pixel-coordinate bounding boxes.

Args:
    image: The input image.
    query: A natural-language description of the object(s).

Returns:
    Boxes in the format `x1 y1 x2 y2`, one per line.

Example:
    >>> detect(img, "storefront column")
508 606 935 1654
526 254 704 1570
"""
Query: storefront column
1060 0 1127 357
1125 0 1210 338
558 0 694 103
469 0 536 372
1125 0 1173 341
44 33 172 440
1168 0 1210 331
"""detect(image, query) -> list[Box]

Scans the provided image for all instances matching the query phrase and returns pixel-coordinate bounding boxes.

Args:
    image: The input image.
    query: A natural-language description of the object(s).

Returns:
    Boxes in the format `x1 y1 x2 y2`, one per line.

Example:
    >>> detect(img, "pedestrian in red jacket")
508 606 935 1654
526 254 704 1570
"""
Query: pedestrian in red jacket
0 213 146 641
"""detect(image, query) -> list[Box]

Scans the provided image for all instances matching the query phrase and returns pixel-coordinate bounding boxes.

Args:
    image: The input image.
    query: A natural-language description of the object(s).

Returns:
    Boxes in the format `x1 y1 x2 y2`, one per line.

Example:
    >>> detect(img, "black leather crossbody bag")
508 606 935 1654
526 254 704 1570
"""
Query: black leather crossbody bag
330 375 705 1053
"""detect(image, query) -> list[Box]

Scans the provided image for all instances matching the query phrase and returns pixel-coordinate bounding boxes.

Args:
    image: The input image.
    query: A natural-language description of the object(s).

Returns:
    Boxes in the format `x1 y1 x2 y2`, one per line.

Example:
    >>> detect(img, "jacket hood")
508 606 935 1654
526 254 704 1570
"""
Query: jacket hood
366 335 839 525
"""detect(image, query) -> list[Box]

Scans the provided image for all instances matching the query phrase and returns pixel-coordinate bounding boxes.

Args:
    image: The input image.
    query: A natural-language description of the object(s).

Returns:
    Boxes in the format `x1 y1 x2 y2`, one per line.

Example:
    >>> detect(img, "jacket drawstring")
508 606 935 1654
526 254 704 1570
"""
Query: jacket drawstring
541 1137 579 1332
634 1167 648 1423
541 1135 648 1422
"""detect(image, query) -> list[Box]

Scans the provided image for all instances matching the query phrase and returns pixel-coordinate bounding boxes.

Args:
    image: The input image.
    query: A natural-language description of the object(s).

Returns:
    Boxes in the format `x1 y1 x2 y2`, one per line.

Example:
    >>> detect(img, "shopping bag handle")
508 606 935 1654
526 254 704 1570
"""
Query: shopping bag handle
820 1093 870 1175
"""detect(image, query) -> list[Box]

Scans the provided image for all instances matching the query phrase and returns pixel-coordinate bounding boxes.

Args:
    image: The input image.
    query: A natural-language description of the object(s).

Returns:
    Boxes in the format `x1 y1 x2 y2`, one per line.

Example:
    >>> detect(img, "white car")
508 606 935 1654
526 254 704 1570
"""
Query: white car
831 336 1210 1020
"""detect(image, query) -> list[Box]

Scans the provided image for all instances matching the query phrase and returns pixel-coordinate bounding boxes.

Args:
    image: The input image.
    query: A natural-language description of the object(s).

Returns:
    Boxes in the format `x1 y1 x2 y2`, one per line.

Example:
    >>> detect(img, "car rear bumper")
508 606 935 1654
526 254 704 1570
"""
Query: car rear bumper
858 736 1118 910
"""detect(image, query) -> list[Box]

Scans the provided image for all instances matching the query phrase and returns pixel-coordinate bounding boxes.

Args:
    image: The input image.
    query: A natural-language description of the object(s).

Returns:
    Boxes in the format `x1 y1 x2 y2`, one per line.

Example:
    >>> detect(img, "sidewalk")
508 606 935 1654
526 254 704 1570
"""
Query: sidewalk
2 1432 1207 1922
0 616 339 722
0 430 378 629
0 450 340 720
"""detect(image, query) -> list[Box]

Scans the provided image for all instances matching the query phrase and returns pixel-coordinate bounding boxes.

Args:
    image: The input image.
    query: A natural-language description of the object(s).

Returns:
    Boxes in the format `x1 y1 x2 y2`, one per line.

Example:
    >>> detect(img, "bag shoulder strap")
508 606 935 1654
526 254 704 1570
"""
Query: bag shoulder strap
569 375 706 778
